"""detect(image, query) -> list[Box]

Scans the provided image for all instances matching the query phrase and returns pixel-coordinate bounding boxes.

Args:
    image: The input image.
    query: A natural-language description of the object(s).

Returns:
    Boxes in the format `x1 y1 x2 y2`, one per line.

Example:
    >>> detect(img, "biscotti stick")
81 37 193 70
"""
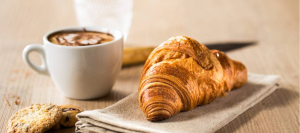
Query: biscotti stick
122 47 155 66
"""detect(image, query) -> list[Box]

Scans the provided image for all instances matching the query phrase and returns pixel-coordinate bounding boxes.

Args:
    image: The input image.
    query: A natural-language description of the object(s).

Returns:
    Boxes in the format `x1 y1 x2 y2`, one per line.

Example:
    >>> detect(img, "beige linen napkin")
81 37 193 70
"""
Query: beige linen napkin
76 73 280 133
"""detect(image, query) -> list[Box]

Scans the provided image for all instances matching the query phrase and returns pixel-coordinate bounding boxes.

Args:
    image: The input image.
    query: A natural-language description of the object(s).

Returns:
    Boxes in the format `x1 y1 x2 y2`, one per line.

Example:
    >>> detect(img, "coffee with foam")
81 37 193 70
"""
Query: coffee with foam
48 29 114 46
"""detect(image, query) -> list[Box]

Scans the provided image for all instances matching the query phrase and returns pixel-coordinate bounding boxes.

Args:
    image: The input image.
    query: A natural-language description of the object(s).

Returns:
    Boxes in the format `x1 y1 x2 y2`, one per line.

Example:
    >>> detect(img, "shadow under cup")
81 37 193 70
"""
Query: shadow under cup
23 27 123 100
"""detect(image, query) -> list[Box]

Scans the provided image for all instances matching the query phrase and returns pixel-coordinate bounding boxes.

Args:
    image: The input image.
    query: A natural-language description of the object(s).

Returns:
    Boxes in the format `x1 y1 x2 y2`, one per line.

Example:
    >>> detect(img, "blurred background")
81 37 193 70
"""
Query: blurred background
1 0 298 74
0 0 298 133
2 0 297 46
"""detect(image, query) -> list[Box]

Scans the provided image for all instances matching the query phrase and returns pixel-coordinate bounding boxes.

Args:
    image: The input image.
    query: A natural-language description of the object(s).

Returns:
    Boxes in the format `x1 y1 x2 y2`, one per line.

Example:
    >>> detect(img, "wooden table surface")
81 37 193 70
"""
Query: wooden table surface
0 0 298 132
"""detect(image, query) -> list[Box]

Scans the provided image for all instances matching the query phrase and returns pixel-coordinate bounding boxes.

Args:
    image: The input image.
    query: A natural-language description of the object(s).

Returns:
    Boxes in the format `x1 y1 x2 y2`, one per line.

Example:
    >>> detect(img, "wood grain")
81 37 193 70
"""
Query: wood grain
0 0 298 133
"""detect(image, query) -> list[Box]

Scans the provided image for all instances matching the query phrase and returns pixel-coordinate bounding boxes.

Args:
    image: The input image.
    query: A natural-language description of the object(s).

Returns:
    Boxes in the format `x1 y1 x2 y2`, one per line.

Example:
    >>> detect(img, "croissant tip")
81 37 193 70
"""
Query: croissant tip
146 109 172 122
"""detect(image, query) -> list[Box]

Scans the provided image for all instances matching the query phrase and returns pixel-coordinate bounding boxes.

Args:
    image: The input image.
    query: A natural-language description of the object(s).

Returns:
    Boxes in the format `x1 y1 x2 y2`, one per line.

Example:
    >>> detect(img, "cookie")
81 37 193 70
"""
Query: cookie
7 103 62 133
58 105 83 127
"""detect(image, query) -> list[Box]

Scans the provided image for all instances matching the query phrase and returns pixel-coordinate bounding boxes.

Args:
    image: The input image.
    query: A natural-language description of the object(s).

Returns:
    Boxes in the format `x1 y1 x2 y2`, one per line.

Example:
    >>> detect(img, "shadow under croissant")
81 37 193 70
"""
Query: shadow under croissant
215 87 298 133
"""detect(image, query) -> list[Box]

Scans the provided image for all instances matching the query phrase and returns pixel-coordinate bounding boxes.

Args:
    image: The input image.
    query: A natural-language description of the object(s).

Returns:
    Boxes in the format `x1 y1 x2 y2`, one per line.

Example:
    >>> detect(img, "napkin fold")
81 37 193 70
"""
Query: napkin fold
76 73 280 133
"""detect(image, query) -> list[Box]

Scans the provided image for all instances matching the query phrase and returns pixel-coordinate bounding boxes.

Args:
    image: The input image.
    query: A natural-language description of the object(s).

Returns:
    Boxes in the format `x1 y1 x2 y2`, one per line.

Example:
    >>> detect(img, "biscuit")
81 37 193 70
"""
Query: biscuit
7 103 62 133
58 105 83 127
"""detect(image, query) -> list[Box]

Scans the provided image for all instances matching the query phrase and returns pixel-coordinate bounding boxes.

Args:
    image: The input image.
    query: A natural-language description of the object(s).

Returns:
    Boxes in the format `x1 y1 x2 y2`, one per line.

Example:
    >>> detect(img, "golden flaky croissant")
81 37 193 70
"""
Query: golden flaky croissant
138 36 247 121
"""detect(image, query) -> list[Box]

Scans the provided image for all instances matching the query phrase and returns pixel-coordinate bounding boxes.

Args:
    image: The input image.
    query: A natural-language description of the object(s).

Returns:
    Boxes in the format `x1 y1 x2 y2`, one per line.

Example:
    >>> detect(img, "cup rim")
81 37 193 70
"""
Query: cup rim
43 26 123 49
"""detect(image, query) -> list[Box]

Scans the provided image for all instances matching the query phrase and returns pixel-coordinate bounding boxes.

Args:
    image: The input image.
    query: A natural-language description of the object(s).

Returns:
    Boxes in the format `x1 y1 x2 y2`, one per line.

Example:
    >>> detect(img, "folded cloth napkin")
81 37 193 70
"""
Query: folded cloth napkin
76 73 280 133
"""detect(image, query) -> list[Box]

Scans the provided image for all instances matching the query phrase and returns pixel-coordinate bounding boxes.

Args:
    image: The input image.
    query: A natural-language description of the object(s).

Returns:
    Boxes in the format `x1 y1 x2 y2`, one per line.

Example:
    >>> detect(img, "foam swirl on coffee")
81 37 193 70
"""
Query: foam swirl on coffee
49 31 114 46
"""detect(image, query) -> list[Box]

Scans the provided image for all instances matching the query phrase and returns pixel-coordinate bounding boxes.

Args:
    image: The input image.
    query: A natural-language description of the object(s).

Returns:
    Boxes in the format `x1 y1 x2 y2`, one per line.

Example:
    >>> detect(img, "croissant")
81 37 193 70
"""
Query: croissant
138 36 247 121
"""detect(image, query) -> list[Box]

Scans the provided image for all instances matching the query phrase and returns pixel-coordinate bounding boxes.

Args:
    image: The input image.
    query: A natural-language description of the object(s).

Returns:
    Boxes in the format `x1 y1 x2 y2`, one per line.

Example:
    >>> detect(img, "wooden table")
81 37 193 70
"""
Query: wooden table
0 0 298 132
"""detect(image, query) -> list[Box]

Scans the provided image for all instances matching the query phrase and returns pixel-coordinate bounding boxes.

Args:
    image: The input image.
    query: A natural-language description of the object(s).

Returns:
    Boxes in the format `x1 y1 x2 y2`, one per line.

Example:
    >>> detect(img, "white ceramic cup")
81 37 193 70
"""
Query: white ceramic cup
22 26 123 100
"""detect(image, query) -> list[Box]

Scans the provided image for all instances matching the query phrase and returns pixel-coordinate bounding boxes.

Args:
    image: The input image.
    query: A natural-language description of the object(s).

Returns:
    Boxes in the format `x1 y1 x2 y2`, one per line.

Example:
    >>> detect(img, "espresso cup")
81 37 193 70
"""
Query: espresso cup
22 26 123 99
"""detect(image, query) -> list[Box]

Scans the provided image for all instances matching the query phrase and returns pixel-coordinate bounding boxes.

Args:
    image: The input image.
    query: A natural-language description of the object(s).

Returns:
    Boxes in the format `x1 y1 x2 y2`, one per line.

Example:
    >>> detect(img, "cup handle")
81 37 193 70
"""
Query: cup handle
22 44 49 75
